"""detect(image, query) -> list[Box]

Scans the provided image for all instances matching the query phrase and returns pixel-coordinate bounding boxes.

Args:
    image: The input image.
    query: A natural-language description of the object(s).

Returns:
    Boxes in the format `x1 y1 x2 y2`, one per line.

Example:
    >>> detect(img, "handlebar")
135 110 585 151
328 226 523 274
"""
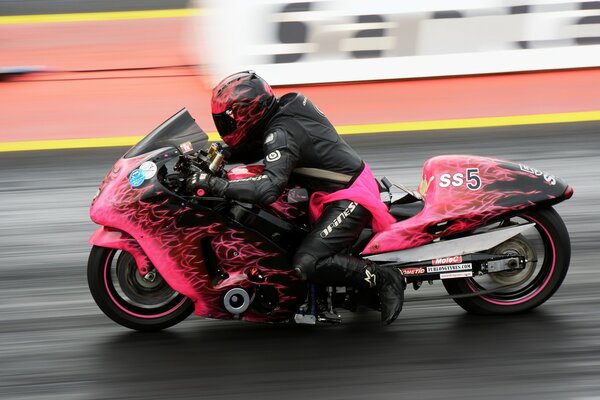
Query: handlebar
177 143 226 177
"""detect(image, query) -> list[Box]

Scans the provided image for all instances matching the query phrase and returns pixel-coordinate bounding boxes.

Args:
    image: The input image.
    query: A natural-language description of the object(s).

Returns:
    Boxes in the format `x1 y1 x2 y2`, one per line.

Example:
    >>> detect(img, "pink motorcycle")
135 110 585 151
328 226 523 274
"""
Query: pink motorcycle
88 109 573 330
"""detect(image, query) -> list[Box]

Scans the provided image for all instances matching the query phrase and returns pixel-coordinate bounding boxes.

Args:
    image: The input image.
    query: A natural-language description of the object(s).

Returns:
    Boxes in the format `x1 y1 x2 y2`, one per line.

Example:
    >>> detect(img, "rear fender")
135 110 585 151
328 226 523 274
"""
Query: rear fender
89 226 152 275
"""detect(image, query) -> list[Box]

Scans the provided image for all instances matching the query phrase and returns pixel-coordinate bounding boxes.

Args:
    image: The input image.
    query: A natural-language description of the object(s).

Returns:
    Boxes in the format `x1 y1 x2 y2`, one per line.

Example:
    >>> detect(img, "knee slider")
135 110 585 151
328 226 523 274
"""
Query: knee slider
292 252 318 280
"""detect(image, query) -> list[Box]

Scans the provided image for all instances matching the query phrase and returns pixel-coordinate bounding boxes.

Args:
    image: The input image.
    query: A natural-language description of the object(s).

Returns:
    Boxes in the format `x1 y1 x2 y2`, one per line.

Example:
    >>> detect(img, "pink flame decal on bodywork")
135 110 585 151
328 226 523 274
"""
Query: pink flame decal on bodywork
90 226 152 275
90 150 302 322
266 193 307 222
364 155 564 255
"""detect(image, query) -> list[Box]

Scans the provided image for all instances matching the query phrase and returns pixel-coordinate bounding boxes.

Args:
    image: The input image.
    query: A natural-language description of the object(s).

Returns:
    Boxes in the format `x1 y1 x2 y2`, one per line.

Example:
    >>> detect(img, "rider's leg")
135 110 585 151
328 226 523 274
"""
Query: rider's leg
293 200 404 325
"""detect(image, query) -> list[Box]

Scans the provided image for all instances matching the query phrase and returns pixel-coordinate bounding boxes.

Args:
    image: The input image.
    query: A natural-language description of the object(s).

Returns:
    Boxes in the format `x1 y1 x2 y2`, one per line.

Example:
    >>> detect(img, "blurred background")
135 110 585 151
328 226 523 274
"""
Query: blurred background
1 1 599 399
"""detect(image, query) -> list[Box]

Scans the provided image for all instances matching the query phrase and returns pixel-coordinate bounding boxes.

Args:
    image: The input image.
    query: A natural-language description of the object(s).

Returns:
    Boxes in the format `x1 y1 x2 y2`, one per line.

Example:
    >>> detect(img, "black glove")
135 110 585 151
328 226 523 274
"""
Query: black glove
186 172 211 195
186 172 229 197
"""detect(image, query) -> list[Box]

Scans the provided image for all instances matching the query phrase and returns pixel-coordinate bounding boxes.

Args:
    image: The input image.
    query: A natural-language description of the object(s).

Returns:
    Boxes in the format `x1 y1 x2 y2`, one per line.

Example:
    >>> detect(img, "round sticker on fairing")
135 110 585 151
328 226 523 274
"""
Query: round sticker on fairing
129 169 145 187
139 161 158 179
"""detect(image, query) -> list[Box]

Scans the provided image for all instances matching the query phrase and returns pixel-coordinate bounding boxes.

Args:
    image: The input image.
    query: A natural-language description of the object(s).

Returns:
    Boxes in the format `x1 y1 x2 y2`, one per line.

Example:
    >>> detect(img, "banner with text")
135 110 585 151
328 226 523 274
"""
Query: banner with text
194 0 600 85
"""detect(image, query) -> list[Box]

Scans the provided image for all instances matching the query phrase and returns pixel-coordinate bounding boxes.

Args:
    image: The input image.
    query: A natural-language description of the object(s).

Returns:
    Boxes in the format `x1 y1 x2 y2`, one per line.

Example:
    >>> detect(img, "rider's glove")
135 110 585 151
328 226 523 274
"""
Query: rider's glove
186 172 228 197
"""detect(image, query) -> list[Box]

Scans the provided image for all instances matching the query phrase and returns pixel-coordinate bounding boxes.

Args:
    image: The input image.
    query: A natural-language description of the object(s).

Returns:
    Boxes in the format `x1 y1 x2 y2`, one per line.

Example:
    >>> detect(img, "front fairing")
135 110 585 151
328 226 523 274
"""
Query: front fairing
90 106 307 320
91 147 181 225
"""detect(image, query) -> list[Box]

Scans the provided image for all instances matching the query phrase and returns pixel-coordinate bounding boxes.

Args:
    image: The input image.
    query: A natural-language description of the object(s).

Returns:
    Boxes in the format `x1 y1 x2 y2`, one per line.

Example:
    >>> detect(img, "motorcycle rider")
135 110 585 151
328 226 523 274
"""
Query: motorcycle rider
188 71 405 325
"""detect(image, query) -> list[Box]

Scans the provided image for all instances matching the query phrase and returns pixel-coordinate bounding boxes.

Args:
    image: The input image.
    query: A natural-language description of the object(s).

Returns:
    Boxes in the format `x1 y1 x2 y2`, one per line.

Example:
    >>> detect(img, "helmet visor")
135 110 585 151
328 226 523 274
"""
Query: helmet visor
213 111 237 137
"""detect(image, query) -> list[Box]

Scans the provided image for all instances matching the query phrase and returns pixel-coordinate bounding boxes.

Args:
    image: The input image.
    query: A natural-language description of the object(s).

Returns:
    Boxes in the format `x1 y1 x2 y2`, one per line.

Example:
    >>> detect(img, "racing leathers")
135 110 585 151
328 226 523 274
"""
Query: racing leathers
194 93 404 324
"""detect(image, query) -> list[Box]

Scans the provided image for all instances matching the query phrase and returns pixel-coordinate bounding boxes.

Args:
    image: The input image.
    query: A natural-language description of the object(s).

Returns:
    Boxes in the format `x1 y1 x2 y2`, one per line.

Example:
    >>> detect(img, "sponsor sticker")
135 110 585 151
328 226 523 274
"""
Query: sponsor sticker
432 255 462 265
266 150 281 162
179 141 194 154
519 164 556 185
440 271 473 280
139 161 158 180
129 169 145 188
400 267 426 276
427 263 472 273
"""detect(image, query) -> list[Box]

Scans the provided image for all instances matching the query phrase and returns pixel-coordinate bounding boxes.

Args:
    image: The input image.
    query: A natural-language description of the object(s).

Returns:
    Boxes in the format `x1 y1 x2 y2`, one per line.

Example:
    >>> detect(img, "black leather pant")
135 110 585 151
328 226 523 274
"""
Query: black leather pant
293 200 371 286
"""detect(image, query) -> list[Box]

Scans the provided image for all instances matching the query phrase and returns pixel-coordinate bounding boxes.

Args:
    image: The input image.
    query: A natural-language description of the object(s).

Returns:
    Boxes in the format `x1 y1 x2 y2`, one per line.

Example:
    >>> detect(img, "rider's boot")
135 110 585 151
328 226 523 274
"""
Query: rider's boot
311 254 405 325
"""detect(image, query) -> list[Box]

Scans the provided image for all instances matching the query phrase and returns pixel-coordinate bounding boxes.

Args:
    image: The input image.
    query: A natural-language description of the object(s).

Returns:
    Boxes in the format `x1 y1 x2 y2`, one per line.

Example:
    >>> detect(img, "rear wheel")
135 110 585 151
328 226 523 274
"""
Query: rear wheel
87 245 194 331
443 207 570 314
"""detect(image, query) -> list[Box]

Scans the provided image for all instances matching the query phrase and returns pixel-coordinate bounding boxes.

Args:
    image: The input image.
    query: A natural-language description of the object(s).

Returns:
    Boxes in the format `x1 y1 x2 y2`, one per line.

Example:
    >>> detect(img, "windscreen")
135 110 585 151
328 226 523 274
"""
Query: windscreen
124 108 210 158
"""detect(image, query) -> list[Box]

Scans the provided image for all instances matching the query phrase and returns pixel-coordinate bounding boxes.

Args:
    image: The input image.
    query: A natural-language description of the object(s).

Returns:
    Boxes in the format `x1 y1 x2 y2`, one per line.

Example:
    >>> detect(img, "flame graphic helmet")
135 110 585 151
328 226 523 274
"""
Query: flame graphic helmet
211 71 277 150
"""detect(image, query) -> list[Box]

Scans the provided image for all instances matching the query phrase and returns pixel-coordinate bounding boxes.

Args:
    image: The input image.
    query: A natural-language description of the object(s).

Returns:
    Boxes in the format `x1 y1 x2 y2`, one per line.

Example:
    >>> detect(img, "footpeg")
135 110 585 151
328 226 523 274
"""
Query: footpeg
318 286 341 323
317 310 342 324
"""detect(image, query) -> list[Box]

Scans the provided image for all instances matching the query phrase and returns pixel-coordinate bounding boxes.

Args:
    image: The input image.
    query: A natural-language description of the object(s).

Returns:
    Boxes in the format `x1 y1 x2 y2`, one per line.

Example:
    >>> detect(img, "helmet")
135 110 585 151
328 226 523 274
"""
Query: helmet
211 71 277 150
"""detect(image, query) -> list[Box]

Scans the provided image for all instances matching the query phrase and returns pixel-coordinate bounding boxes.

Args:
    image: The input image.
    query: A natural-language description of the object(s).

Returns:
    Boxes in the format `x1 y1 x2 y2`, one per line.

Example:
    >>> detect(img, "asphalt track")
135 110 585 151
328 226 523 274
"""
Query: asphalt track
1 122 599 399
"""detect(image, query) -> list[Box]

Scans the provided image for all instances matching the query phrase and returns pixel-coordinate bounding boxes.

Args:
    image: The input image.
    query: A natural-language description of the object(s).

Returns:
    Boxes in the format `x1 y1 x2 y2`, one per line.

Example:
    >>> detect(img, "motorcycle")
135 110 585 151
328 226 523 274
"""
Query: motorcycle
87 109 573 331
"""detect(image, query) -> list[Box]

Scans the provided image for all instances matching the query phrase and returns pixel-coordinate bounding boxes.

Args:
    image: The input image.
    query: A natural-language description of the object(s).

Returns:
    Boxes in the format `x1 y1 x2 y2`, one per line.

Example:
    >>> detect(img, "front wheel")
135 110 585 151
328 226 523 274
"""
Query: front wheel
443 207 570 314
87 245 194 331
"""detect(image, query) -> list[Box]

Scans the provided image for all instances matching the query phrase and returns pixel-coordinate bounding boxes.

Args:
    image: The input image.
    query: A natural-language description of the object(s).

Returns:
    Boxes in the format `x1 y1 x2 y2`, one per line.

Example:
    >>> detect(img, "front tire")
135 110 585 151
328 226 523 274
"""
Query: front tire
443 207 570 314
87 245 194 331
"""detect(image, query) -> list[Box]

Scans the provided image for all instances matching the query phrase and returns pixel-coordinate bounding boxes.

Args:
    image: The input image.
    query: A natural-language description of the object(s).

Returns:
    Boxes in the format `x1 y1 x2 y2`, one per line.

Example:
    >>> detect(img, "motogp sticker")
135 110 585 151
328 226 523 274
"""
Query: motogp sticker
129 169 145 188
139 161 158 179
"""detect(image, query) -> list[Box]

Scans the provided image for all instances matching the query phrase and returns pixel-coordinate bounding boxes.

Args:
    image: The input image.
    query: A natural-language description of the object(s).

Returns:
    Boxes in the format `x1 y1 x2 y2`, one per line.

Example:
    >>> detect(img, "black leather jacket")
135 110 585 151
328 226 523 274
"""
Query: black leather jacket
215 93 364 205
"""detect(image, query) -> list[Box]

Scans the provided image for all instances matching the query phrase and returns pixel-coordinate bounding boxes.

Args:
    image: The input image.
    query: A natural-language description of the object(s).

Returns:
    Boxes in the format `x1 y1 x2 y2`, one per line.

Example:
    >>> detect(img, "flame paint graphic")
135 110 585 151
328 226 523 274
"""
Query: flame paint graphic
91 151 303 322
364 155 566 254
211 73 275 148
265 190 307 224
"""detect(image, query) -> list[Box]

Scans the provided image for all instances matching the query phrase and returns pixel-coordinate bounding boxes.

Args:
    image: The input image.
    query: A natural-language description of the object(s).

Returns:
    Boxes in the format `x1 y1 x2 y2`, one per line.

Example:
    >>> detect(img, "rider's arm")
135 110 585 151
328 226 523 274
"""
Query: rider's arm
213 128 300 205
221 143 263 164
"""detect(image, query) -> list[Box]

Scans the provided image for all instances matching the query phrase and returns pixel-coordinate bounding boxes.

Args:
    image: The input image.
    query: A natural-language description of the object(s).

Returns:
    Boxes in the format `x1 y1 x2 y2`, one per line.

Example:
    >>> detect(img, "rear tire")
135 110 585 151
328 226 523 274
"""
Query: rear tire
87 245 194 331
443 207 570 315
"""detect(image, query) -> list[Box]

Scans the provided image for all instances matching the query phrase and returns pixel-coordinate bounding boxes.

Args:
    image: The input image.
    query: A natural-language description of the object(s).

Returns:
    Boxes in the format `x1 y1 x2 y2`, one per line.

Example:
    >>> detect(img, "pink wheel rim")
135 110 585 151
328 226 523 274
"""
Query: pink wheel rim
104 249 188 319
467 214 556 305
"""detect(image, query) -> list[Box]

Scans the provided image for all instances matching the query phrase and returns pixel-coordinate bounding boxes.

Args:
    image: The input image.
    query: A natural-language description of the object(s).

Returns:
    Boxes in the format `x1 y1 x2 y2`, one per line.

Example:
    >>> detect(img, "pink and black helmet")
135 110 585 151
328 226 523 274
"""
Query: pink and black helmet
211 71 277 150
